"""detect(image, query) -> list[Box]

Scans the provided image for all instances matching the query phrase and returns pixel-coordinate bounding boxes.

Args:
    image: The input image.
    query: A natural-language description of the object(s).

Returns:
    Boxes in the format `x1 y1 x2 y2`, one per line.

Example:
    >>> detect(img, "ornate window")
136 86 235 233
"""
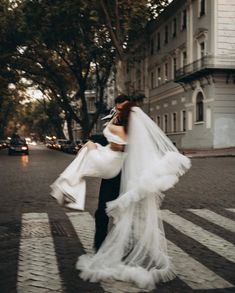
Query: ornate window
150 38 154 55
182 110 186 131
172 18 177 38
164 114 168 133
196 92 204 121
199 0 206 17
165 25 168 44
181 9 187 30
157 115 161 127
195 29 208 59
157 67 161 85
172 112 177 132
200 42 205 58
157 32 161 51
182 51 187 67
173 57 177 78
150 71 154 89
164 63 168 82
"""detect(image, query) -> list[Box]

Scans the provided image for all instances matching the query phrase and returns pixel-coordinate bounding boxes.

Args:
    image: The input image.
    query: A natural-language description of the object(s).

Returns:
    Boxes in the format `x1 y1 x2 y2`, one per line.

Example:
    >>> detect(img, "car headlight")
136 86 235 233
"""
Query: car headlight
21 146 28 150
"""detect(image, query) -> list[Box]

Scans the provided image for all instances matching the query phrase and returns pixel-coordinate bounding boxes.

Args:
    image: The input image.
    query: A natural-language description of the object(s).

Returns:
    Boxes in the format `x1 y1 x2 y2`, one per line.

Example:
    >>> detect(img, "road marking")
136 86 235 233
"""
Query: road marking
188 209 235 233
162 210 235 263
226 208 235 214
17 213 63 292
67 211 234 291
66 212 95 254
67 212 145 293
168 240 233 289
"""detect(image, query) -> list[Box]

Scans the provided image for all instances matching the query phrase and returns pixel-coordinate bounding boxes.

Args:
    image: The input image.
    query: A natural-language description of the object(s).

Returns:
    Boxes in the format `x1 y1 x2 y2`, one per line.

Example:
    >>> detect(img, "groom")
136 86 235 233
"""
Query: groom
93 94 130 251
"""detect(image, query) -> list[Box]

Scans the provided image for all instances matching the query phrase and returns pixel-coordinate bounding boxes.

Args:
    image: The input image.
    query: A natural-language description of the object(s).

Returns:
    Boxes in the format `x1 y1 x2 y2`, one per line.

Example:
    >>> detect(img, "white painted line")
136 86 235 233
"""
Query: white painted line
66 212 95 255
167 240 233 289
17 213 63 292
188 209 235 233
67 212 146 293
67 211 234 291
162 210 235 263
226 208 235 214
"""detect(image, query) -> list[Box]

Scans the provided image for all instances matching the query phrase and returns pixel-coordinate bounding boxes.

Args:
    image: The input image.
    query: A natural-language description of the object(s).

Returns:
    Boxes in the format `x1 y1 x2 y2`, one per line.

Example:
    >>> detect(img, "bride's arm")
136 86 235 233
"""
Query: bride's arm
109 142 125 151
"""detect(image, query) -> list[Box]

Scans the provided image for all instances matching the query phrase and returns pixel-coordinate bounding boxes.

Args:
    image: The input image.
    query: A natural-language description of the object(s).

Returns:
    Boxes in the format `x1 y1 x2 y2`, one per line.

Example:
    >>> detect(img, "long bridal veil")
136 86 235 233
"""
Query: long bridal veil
77 107 191 290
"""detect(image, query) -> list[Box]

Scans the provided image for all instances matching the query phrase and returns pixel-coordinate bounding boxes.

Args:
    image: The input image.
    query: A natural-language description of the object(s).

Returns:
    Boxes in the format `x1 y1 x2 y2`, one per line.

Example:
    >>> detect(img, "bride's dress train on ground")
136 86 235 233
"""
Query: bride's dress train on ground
50 107 191 289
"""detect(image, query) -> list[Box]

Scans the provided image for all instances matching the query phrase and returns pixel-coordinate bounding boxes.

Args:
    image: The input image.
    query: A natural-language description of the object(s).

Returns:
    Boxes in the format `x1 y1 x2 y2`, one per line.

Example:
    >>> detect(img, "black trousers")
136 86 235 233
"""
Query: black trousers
94 172 121 251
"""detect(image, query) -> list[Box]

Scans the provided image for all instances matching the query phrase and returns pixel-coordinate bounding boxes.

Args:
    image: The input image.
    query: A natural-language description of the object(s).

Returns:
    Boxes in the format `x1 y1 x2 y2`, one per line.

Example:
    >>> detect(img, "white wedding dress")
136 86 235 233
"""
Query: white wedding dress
50 125 127 210
51 107 191 290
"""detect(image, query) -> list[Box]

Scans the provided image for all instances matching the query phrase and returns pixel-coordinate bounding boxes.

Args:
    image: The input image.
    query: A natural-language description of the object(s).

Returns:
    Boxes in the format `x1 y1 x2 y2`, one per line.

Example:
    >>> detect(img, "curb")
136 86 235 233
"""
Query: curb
186 154 235 159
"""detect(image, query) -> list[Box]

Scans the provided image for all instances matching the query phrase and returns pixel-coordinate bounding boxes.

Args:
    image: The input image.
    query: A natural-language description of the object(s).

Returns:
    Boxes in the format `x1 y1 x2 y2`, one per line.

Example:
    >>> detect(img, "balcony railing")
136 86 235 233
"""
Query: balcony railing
175 55 235 82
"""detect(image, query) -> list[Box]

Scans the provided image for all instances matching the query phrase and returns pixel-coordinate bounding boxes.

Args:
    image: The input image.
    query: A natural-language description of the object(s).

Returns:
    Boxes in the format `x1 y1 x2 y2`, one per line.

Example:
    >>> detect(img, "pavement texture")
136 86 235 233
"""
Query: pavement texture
182 147 235 158
0 145 234 293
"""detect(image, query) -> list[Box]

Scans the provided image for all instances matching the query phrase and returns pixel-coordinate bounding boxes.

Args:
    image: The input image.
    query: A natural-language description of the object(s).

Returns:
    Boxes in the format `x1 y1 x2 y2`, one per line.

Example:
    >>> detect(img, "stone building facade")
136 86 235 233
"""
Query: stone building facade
125 0 235 149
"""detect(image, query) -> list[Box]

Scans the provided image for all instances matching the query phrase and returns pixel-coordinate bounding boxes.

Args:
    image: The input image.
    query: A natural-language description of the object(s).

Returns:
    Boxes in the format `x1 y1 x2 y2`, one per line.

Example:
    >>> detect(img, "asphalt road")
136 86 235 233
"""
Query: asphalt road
0 145 234 293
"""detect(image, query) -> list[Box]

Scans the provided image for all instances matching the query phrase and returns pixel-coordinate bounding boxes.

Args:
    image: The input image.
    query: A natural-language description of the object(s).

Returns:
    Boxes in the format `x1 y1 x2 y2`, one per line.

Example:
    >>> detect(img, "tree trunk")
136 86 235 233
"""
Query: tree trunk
78 89 90 139
115 59 127 94
54 121 65 139
0 102 12 138
65 112 74 141
0 124 4 139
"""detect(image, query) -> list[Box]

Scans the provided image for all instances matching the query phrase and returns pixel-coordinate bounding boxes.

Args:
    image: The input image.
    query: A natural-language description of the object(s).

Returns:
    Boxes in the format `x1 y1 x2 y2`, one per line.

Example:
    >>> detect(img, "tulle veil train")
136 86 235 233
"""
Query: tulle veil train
76 107 191 289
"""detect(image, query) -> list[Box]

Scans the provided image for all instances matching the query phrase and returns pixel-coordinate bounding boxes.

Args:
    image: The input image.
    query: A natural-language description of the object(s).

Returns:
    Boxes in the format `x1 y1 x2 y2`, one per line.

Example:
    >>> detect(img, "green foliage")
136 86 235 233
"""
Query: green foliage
98 0 170 59
20 99 65 140
0 0 170 139
16 0 115 138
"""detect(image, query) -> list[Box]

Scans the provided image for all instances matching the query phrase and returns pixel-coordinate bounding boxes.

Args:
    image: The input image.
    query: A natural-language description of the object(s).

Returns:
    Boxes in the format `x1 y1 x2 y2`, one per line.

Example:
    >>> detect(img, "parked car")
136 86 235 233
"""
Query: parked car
8 138 29 155
53 139 71 150
62 141 83 154
60 140 72 152
0 140 8 149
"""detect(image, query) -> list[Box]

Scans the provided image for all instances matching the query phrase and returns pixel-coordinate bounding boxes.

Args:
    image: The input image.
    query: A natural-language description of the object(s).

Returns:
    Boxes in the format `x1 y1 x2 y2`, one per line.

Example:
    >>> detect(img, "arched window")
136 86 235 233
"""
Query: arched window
157 115 161 127
196 92 204 121
182 110 186 131
200 0 206 17
172 112 177 132
164 114 168 132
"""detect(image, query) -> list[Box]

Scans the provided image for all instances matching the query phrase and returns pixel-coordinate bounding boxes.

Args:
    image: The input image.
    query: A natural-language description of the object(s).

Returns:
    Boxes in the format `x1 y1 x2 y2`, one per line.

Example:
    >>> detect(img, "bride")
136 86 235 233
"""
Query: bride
51 100 191 289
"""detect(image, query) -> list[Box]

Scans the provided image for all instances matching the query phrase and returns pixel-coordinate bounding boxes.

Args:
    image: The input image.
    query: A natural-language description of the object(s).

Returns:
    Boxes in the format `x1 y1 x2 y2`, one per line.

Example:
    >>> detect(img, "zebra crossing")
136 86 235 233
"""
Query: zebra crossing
17 209 235 292
161 210 235 262
17 213 63 292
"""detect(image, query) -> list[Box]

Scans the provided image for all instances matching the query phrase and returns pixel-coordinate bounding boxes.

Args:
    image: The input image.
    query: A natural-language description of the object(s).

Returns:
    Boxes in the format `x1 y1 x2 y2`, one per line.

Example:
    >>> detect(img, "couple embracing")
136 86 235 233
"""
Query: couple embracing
51 94 191 290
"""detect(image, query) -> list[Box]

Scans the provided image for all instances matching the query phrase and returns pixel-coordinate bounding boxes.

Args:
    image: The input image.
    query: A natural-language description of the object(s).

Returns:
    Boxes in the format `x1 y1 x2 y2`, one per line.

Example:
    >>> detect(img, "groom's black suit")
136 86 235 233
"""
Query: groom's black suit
94 172 121 251
91 116 123 251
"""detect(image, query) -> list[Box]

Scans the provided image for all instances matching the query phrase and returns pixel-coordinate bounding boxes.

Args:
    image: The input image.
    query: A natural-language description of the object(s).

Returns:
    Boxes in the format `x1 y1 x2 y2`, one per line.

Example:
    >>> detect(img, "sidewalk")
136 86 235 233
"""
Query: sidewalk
182 147 235 158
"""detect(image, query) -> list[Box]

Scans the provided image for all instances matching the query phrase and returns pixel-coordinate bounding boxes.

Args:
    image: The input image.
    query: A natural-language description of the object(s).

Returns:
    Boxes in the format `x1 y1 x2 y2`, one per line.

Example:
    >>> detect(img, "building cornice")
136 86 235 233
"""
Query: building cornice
149 83 184 102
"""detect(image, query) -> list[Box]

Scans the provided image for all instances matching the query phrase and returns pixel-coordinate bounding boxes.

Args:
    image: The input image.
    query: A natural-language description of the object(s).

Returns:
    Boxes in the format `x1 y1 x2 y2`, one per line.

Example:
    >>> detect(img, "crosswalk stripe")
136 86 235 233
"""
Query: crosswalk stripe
167 240 233 289
17 213 63 292
67 211 234 291
67 212 146 293
188 209 235 233
226 208 235 214
66 212 95 255
162 210 235 263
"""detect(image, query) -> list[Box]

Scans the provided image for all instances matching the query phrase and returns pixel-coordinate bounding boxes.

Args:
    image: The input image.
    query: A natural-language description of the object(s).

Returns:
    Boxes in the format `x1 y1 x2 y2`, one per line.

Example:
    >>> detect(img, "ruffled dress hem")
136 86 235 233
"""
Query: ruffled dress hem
76 254 175 290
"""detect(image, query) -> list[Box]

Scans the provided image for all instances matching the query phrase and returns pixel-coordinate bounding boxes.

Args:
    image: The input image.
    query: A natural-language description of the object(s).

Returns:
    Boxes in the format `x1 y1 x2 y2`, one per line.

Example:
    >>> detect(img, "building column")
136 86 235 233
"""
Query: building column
211 0 217 56
144 54 150 114
186 0 193 64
